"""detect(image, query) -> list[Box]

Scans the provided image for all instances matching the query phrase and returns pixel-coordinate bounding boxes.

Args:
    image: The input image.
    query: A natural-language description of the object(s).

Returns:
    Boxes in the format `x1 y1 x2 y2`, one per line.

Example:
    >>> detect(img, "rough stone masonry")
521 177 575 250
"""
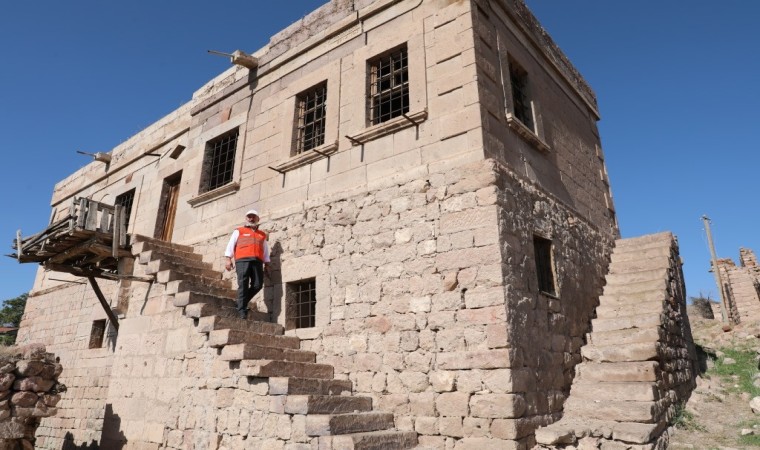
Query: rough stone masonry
10 0 673 449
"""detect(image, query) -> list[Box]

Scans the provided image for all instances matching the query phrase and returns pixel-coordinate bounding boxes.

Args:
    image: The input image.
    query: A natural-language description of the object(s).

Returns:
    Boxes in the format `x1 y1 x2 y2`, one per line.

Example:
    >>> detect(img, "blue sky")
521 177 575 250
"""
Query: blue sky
1 1 758 304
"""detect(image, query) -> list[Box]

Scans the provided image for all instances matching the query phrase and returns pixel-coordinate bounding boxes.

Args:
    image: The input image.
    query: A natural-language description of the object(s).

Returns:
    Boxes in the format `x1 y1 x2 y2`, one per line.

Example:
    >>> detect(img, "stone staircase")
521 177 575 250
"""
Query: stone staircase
535 232 696 449
130 234 418 449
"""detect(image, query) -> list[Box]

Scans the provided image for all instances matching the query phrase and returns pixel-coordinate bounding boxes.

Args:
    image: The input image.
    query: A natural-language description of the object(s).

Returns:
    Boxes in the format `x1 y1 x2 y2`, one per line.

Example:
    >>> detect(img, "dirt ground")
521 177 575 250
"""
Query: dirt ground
669 314 760 449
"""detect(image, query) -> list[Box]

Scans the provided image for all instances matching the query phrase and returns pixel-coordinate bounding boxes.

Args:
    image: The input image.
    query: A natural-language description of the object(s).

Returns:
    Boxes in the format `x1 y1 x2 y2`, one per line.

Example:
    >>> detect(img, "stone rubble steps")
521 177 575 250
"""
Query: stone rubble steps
208 329 301 349
127 233 417 449
221 343 316 363
534 232 676 447
317 430 419 450
269 377 353 396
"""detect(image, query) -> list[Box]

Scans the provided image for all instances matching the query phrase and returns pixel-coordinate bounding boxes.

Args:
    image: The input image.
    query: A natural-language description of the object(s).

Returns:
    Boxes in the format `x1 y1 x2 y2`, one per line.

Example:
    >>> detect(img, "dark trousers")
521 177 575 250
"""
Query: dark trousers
235 259 264 318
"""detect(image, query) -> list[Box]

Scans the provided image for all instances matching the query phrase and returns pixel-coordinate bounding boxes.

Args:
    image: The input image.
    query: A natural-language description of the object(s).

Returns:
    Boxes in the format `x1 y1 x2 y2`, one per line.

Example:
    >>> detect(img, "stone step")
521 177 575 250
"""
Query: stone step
156 268 223 285
285 395 373 414
173 291 233 308
587 326 661 347
221 343 316 363
208 329 300 349
185 301 241 320
570 381 659 402
535 418 660 445
591 314 661 332
604 269 667 286
576 361 659 383
145 257 214 276
595 299 665 318
597 288 667 305
137 248 204 265
130 234 195 254
239 359 334 379
165 279 237 298
607 257 672 275
318 430 418 449
269 377 352 395
614 233 673 249
602 278 667 295
581 342 658 363
196 315 284 336
306 412 395 436
610 246 672 263
562 397 659 423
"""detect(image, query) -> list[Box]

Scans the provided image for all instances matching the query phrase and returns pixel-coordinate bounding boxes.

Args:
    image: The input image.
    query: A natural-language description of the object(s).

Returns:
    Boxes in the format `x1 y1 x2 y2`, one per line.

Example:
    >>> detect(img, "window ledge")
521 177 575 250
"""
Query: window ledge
188 182 240 207
271 141 339 173
507 113 550 153
347 108 428 146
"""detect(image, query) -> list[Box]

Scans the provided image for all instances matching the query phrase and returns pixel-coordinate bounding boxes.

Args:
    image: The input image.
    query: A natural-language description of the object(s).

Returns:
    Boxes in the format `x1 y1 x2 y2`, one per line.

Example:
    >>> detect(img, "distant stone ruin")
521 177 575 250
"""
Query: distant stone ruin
716 248 760 323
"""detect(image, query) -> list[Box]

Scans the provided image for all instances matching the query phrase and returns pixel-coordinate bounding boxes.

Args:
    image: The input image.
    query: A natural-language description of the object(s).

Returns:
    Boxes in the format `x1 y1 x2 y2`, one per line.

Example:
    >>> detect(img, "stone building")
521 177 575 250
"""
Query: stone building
12 0 655 448
716 248 760 323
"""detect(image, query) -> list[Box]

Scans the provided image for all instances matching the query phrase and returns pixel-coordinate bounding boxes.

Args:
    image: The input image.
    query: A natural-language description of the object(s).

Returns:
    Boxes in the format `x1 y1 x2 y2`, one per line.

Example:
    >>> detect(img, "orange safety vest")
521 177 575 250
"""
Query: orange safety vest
234 227 267 261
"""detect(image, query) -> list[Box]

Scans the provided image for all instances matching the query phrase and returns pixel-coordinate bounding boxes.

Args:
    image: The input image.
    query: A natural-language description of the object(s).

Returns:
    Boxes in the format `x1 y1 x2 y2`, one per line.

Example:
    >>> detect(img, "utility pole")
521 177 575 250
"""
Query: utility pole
702 215 729 324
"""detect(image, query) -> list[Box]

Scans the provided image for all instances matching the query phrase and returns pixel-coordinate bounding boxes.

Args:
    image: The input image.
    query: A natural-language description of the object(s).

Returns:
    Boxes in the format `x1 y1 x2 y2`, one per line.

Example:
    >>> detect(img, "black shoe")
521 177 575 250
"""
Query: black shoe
239 311 248 320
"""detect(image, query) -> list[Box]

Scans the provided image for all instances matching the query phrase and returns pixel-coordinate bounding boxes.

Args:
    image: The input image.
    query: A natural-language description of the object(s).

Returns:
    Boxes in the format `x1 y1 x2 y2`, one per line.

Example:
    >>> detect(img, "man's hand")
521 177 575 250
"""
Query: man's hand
263 263 270 277
225 258 234 272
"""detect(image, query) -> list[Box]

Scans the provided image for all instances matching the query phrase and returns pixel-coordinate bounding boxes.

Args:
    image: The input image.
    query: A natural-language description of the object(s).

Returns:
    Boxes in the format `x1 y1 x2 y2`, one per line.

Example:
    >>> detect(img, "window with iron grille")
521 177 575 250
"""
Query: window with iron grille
294 83 327 155
368 46 409 125
533 236 556 295
200 128 239 193
286 279 316 330
115 189 135 232
509 57 534 131
89 319 106 349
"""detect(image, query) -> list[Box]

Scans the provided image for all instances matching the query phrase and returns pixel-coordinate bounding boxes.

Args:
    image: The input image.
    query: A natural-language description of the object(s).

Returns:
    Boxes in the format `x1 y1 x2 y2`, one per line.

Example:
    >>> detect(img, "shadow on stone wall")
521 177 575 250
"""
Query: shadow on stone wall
62 432 98 450
62 404 126 450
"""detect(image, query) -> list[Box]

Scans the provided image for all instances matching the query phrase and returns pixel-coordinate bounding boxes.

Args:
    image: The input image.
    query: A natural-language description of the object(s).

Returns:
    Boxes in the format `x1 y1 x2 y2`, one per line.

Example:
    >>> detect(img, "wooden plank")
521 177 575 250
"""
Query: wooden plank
76 198 87 228
87 277 119 331
112 205 122 258
47 238 100 264
16 230 21 261
85 200 99 231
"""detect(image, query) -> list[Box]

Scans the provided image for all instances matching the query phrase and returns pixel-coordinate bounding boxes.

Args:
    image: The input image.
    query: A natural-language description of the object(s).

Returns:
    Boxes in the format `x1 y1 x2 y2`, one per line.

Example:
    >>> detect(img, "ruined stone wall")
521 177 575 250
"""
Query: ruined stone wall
717 250 760 323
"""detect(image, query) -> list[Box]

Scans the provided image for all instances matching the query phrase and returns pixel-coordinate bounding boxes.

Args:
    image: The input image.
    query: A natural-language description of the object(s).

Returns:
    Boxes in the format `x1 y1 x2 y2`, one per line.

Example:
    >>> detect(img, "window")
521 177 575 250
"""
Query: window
200 128 238 193
89 319 106 349
368 46 409 125
294 83 327 154
286 279 316 330
114 189 135 232
533 236 555 295
509 57 534 130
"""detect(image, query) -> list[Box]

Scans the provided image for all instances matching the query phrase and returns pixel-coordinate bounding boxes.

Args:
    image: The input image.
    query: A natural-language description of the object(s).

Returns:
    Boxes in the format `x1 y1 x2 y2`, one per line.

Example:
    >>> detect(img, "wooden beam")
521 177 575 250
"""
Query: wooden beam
16 230 21 262
87 277 119 331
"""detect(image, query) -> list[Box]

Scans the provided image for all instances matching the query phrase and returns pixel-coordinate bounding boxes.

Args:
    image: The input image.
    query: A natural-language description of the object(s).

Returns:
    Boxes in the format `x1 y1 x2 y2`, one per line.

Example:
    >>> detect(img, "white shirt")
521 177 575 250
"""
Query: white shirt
224 227 270 262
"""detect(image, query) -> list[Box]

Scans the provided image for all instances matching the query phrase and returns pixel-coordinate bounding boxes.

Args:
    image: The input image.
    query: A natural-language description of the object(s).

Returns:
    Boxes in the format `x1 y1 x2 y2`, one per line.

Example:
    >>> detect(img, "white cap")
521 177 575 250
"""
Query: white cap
245 209 259 217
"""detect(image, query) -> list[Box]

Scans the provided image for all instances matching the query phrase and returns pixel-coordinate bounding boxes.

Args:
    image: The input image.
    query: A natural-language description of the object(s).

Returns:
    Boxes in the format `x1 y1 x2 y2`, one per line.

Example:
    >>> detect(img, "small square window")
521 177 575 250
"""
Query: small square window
509 57 534 131
286 279 316 330
368 46 409 125
115 189 135 232
200 128 238 194
89 319 106 349
534 236 556 295
294 83 327 155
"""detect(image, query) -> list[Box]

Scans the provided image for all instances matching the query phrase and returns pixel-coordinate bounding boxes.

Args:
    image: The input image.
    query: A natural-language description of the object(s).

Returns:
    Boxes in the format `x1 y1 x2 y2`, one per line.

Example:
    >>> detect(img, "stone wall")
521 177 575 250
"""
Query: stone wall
0 344 64 450
16 284 116 448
